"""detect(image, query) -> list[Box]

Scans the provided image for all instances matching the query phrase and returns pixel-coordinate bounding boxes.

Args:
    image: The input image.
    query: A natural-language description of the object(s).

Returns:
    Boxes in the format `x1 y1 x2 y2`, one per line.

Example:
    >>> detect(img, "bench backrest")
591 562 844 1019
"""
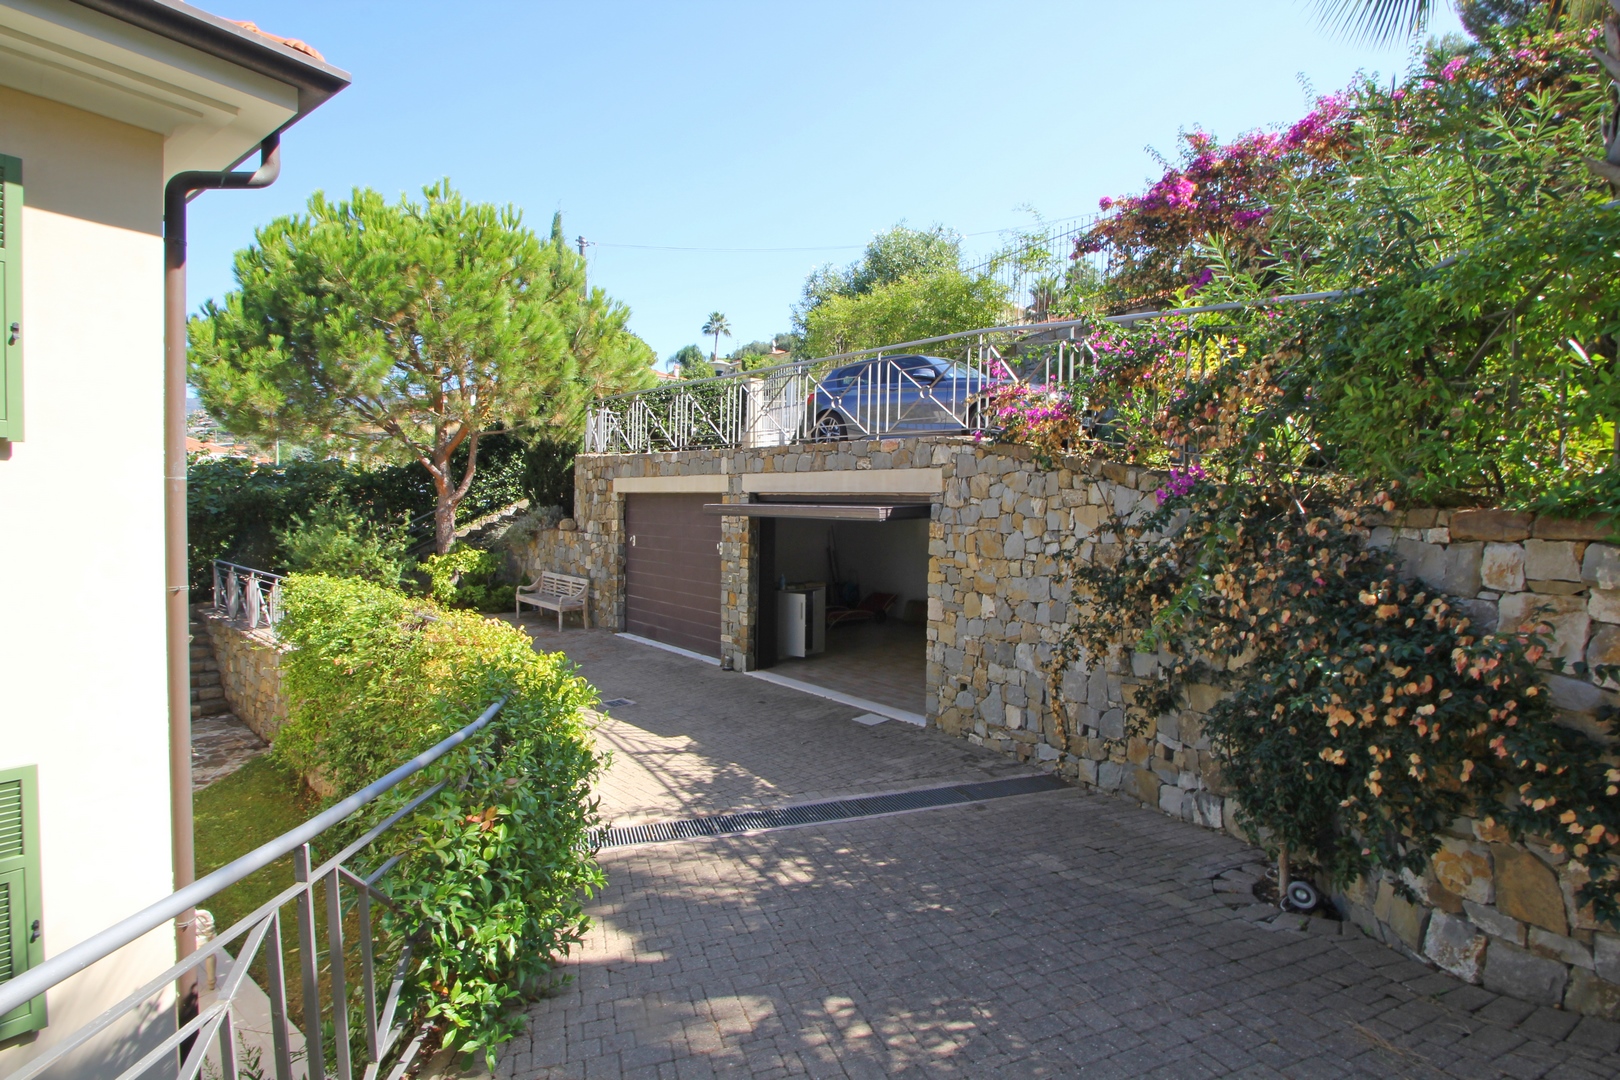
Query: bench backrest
537 571 589 598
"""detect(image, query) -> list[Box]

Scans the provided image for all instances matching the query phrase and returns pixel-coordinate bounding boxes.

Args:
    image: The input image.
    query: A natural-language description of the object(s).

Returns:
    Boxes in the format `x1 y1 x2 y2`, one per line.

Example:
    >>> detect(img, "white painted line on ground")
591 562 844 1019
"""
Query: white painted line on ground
745 670 926 726
616 633 722 666
850 713 889 726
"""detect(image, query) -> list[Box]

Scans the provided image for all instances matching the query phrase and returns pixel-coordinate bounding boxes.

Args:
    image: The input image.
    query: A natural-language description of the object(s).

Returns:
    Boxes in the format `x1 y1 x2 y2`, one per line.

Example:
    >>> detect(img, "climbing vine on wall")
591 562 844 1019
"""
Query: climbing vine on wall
1052 471 1620 924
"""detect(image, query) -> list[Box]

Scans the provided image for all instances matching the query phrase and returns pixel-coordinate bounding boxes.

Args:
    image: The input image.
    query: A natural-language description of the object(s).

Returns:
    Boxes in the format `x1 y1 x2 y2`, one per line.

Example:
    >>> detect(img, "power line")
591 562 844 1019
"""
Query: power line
588 212 1098 255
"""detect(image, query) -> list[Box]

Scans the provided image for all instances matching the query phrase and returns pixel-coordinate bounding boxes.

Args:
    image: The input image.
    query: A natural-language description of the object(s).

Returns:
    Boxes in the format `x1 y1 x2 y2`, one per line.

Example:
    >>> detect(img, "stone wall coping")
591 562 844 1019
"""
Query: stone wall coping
1368 507 1617 543
740 467 943 495
612 475 729 494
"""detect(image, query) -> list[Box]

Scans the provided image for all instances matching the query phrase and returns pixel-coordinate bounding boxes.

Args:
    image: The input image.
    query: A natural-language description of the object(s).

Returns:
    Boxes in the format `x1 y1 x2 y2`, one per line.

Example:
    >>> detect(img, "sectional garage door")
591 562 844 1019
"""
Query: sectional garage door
624 493 722 657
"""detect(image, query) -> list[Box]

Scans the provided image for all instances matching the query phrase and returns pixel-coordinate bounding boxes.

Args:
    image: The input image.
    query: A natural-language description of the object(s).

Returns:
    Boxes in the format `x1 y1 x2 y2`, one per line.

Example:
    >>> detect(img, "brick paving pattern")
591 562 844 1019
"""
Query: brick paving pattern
511 624 1031 827
500 628 1620 1078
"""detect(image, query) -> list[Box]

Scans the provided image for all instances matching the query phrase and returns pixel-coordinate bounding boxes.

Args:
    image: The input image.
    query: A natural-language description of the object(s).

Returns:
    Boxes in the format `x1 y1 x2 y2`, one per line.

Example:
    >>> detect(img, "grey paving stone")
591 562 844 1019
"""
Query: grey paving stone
499 632 1620 1079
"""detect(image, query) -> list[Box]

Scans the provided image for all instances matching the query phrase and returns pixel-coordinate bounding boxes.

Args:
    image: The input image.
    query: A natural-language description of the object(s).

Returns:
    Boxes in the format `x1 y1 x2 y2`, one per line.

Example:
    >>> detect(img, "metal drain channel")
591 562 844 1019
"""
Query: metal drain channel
593 774 1066 850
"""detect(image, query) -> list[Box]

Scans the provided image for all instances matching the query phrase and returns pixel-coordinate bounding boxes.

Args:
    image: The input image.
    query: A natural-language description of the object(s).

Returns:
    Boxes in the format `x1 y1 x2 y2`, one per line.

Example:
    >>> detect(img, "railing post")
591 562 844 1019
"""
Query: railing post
355 880 380 1064
326 866 353 1080
263 909 296 1080
293 843 327 1080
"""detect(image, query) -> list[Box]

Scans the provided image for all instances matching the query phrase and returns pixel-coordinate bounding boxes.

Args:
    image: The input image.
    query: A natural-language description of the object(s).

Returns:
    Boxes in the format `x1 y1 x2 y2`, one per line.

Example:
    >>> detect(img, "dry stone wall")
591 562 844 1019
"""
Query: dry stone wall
564 437 1618 1016
199 610 288 742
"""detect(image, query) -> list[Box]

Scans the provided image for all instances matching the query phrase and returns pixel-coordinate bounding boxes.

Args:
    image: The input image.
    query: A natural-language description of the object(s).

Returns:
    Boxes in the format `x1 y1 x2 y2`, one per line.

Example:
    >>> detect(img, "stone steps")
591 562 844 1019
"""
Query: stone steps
189 607 227 720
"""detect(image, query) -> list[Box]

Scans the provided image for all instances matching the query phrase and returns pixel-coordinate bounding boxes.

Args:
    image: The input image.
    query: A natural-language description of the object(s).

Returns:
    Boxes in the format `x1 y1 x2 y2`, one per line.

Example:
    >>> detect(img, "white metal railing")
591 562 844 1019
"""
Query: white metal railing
587 321 1090 455
587 294 1353 457
212 560 285 638
589 291 1360 456
0 698 507 1080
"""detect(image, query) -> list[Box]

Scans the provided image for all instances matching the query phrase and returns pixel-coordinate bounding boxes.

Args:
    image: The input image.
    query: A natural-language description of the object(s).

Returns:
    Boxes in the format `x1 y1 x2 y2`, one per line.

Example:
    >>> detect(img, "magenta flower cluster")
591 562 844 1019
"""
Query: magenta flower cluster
1155 463 1207 503
1079 94 1349 267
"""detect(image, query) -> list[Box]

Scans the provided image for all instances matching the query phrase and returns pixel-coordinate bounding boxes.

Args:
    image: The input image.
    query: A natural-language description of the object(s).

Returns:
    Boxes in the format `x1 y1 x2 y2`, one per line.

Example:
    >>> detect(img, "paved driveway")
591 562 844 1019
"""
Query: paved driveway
498 627 1620 1079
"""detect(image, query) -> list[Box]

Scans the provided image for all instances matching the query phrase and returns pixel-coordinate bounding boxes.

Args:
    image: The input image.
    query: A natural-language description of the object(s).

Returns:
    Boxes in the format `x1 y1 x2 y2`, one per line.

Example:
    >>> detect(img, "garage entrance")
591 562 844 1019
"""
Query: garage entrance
715 498 930 718
624 493 722 658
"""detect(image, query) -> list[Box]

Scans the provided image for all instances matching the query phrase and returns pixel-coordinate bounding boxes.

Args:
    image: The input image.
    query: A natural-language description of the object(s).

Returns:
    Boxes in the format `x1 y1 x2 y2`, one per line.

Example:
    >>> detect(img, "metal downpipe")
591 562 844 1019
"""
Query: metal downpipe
162 134 280 1019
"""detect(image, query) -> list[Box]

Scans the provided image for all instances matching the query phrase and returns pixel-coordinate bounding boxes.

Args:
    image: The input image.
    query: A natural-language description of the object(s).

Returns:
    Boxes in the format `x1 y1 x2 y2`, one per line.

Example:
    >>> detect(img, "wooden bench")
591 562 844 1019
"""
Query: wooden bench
515 571 591 630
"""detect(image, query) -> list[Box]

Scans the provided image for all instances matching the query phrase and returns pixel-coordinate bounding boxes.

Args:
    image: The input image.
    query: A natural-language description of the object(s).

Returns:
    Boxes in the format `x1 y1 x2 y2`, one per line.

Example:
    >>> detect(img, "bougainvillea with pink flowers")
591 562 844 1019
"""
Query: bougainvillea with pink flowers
1067 19 1608 317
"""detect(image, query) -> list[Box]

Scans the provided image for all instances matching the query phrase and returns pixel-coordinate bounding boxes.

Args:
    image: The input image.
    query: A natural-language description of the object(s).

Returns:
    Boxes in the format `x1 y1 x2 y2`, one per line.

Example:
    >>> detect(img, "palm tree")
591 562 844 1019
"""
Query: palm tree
701 311 732 364
1313 0 1604 43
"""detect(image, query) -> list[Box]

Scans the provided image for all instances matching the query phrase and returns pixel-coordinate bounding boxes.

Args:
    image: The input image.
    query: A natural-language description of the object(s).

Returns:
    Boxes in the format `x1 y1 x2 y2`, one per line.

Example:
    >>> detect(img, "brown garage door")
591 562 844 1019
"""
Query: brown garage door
624 493 722 657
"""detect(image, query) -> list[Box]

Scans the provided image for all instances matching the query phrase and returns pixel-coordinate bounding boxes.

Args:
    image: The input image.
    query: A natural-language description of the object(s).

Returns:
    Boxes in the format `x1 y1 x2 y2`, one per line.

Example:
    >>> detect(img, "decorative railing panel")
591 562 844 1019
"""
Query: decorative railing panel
212 560 285 639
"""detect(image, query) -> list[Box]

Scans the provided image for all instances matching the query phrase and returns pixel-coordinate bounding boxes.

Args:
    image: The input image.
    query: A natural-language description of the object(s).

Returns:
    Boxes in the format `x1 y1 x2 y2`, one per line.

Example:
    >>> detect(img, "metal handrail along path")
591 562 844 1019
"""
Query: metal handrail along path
0 697 508 1080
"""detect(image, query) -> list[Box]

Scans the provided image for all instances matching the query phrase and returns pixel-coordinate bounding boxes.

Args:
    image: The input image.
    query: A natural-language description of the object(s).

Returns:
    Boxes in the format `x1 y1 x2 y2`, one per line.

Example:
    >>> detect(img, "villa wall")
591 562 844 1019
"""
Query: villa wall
557 438 1619 1016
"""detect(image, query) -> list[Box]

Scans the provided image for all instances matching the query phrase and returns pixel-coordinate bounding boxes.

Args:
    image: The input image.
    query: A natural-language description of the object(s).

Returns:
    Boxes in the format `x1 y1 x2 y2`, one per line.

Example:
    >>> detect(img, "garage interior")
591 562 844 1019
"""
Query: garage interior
736 498 931 717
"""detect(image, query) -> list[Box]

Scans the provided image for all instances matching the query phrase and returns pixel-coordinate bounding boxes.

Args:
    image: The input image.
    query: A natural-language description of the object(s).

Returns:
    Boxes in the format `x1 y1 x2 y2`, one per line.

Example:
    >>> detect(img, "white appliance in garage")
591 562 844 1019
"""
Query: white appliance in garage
777 583 826 658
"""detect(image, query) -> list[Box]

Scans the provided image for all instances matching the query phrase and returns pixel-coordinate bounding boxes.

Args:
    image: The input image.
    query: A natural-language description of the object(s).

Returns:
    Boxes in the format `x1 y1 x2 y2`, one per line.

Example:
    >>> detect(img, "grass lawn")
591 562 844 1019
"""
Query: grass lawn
194 754 321 933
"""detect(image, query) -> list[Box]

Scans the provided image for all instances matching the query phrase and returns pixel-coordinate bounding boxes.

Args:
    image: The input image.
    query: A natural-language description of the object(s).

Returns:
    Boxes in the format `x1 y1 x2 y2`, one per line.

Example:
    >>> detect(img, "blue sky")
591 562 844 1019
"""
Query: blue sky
186 1 1464 365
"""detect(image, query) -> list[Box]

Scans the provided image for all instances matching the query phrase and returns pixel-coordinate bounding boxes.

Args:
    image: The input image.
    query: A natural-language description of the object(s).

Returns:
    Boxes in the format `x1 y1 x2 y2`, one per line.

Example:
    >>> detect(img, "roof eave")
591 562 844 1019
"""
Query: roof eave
67 0 351 124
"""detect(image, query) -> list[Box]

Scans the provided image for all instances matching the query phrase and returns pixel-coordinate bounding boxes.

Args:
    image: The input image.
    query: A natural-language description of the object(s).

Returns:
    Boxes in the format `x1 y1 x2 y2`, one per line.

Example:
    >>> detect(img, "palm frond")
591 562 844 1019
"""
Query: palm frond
1312 0 1438 44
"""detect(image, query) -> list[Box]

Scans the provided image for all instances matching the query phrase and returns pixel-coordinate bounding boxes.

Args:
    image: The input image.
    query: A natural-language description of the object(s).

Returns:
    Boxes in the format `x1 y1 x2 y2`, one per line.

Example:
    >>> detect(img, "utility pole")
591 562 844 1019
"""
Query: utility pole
576 236 593 295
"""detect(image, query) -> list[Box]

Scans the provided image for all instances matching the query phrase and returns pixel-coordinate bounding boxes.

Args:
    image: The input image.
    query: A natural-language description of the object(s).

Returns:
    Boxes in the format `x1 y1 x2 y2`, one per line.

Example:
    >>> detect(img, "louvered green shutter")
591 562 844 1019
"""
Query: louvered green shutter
0 766 45 1041
0 154 21 443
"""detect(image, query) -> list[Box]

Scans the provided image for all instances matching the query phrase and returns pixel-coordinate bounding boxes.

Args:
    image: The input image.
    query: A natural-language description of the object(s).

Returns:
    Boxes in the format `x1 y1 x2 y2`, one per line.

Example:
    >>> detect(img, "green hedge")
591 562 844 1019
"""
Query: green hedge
273 573 605 1062
187 430 569 589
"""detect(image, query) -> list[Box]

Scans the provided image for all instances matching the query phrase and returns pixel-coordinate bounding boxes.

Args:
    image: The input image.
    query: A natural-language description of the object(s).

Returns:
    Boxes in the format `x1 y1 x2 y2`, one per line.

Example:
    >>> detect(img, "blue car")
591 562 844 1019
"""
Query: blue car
806 354 1006 440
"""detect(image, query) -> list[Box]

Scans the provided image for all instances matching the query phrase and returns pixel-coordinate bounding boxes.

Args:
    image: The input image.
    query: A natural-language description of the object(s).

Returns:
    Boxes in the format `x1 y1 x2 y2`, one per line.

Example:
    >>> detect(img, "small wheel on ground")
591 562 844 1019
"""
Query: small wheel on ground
1283 880 1320 913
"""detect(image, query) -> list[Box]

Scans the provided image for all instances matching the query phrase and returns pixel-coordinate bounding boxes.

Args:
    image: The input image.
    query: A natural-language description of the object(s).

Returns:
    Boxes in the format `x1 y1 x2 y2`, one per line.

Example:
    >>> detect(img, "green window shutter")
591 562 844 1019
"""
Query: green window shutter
0 154 21 443
0 766 45 1041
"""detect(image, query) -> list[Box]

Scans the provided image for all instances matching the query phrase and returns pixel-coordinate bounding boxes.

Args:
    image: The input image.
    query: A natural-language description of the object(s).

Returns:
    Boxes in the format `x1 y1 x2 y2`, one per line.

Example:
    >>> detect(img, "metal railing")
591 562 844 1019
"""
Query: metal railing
587 292 1353 456
0 698 506 1080
964 215 1103 322
212 560 285 638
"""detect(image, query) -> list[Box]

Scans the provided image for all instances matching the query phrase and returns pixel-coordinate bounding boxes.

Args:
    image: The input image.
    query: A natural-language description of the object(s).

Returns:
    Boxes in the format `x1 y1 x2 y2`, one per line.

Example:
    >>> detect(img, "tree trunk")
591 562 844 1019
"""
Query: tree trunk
429 429 480 555
433 488 457 555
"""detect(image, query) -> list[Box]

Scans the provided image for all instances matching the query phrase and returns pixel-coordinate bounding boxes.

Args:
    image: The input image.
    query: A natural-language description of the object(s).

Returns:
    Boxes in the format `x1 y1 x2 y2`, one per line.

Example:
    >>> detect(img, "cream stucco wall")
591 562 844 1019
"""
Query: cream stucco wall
0 87 177 1077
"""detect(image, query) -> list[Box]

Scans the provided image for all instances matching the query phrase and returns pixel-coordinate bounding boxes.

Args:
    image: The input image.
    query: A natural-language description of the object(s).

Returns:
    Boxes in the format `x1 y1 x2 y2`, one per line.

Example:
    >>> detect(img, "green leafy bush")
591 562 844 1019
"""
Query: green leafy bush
277 507 411 587
1041 23 1620 515
272 574 605 1061
187 431 533 587
420 547 515 611
1058 473 1620 923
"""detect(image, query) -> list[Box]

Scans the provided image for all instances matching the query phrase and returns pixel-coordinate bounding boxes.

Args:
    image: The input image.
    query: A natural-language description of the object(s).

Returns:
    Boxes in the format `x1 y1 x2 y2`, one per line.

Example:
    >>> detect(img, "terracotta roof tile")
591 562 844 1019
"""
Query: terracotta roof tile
226 19 324 62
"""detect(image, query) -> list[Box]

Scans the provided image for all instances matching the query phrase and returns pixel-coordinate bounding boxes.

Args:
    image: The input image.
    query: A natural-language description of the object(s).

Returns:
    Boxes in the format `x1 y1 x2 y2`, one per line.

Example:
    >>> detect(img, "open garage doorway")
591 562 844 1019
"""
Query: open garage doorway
745 499 931 718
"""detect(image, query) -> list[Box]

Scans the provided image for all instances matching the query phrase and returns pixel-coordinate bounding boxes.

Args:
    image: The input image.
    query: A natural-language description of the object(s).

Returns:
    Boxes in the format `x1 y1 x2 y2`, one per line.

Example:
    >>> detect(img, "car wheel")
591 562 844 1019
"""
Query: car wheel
812 411 846 442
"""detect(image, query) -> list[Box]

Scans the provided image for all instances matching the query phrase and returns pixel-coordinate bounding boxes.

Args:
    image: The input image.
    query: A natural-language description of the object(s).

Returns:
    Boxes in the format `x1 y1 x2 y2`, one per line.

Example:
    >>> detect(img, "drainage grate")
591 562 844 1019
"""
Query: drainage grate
592 773 1066 850
600 698 636 708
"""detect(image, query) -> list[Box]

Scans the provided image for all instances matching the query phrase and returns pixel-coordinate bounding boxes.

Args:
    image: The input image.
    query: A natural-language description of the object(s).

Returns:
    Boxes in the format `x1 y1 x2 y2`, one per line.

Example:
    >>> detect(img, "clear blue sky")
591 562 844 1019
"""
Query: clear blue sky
185 0 1464 365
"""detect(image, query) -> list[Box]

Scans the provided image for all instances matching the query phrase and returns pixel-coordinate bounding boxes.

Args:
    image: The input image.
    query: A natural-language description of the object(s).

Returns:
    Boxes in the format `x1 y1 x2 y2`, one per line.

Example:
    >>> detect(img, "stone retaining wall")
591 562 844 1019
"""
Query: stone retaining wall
566 437 1620 1016
200 611 288 742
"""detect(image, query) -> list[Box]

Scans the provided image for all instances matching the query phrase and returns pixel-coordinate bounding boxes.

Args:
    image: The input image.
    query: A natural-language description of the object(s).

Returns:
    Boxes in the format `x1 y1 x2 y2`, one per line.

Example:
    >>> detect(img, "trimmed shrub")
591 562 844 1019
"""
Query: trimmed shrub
272 574 605 1061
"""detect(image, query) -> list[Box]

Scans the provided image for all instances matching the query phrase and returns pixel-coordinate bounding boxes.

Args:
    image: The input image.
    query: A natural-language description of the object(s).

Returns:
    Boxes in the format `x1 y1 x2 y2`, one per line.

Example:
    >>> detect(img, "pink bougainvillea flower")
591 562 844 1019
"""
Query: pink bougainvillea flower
1098 196 1114 211
1441 56 1467 82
